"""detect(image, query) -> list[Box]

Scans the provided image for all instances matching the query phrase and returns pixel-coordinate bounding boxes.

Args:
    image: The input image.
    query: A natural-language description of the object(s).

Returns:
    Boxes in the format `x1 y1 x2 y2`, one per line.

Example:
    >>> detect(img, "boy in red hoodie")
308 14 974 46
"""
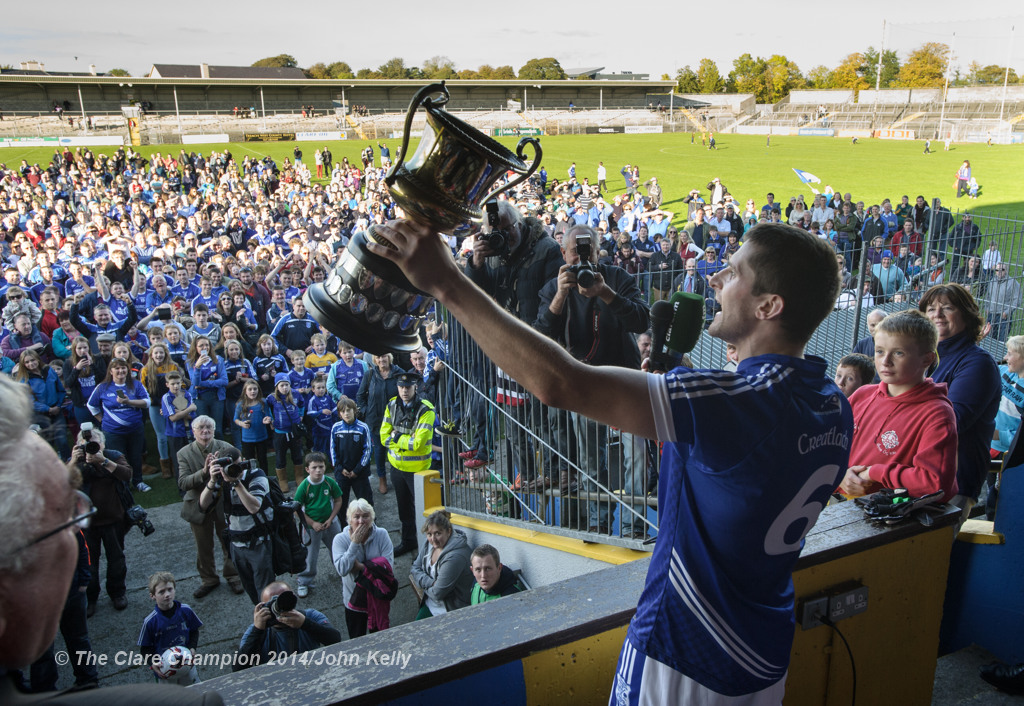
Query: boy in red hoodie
840 309 959 501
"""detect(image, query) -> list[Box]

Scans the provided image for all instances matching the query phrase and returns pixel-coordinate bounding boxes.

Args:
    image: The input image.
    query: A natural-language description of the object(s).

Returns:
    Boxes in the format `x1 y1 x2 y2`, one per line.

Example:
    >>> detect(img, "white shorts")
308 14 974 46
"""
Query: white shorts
609 640 787 706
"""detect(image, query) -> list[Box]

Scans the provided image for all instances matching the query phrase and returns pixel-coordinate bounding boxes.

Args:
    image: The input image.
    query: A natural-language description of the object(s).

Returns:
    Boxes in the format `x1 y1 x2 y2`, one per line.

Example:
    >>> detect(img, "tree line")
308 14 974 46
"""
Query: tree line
672 44 1021 104
252 54 567 81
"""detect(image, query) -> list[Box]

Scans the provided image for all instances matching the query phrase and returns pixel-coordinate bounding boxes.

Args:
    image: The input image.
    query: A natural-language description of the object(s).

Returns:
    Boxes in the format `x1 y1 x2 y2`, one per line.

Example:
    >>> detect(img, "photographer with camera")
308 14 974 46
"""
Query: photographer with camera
67 424 133 615
463 200 563 487
233 581 340 671
198 448 274 604
534 224 650 533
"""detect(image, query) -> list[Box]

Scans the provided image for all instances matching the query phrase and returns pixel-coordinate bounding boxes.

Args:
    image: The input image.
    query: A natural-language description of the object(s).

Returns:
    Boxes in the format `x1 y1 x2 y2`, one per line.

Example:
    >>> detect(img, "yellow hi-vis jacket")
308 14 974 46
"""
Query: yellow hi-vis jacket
380 396 435 472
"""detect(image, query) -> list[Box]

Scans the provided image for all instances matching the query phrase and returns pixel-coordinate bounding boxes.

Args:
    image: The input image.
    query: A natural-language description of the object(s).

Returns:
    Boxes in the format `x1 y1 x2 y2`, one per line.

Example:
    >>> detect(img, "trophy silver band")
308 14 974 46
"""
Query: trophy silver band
304 81 542 354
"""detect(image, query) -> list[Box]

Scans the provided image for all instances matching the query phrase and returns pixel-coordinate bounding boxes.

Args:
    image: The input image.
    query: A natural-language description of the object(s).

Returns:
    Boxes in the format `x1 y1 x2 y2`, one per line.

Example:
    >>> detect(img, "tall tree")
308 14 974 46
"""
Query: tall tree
377 57 413 79
304 63 330 80
763 55 805 102
805 65 833 89
422 55 457 80
895 43 948 88
675 65 699 94
489 65 516 80
518 58 566 80
829 53 869 91
727 53 767 99
108 68 130 77
861 47 900 88
356 68 378 79
696 58 725 93
327 62 354 79
252 54 298 68
964 62 1018 85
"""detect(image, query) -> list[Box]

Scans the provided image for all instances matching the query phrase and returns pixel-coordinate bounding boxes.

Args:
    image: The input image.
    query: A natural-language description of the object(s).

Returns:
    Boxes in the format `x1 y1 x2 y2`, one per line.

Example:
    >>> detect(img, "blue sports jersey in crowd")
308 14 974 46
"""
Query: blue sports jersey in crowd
622 355 852 698
306 392 337 435
288 368 315 408
162 390 194 438
137 600 203 653
327 358 366 402
329 418 372 475
87 380 150 434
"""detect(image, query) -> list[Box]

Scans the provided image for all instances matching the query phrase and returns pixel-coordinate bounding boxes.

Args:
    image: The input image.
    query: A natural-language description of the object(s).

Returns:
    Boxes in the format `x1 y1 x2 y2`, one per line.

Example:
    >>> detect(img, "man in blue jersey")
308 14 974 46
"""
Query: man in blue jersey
366 220 853 704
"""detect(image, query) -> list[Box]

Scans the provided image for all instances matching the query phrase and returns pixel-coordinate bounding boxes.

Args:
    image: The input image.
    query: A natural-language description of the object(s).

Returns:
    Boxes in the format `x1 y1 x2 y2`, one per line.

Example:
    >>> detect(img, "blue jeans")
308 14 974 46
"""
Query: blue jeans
618 431 649 535
148 404 168 460
196 391 224 440
571 412 609 530
106 427 145 486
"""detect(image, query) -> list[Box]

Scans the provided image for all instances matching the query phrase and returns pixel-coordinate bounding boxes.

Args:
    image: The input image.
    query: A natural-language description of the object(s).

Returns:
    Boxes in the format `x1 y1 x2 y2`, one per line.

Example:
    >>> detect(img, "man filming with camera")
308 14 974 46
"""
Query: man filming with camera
198 449 273 605
67 424 133 615
233 581 340 671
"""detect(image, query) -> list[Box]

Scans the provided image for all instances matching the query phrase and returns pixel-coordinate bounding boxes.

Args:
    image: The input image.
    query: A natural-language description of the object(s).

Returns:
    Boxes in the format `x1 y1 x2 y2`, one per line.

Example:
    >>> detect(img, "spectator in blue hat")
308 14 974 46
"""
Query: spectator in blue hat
871 250 906 301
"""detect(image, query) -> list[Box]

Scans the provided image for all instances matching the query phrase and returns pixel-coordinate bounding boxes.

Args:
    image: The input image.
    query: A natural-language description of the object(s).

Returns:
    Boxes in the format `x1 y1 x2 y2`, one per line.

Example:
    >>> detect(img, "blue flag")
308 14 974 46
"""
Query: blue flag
792 168 821 185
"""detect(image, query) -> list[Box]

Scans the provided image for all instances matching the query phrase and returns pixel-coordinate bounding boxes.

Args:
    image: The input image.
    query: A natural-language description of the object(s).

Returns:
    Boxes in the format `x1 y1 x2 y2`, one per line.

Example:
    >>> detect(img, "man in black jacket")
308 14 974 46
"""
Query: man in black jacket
534 225 650 535
234 581 340 671
464 202 564 489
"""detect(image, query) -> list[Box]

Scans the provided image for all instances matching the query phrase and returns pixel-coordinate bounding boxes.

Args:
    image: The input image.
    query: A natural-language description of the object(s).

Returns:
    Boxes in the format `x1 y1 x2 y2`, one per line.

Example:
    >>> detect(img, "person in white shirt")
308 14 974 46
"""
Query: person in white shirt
981 239 1003 278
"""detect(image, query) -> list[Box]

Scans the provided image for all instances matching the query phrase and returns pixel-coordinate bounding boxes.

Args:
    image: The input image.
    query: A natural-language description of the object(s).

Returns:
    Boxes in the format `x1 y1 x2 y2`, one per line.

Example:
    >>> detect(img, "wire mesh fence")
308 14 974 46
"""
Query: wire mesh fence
432 207 1023 546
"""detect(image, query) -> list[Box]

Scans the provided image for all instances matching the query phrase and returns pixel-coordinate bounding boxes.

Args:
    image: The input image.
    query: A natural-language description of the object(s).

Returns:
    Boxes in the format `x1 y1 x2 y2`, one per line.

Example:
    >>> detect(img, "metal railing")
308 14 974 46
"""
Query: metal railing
433 315 658 549
433 206 1024 548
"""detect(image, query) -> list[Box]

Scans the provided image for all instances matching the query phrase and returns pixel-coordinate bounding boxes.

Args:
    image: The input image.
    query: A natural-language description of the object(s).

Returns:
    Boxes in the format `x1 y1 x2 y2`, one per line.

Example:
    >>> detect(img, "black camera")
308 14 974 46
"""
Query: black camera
213 456 245 480
125 504 155 537
568 233 596 288
479 200 510 258
80 422 100 455
157 307 172 321
265 590 297 625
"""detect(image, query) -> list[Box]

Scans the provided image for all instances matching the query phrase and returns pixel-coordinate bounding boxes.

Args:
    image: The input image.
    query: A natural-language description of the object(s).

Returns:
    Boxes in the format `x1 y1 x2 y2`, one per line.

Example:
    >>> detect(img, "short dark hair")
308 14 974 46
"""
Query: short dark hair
471 543 501 565
743 224 841 345
304 451 327 468
838 353 875 386
918 283 985 343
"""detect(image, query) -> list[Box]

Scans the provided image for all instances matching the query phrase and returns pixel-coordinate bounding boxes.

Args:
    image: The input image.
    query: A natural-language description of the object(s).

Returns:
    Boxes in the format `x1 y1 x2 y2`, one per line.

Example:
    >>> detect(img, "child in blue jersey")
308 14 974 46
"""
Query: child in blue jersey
253 333 289 398
138 572 203 684
161 371 196 489
267 373 305 490
234 378 272 474
222 339 256 449
288 349 315 409
326 342 366 402
329 396 373 509
306 376 338 454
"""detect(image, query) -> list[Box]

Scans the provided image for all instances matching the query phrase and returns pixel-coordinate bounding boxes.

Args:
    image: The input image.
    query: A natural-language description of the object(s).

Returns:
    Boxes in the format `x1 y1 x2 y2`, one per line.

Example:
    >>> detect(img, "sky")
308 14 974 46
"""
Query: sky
3 1 1023 80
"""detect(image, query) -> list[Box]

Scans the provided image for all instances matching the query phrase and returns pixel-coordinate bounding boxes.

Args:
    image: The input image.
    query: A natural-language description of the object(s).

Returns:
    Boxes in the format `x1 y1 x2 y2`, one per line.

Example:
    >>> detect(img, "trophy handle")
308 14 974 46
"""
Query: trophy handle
479 137 543 205
386 81 450 186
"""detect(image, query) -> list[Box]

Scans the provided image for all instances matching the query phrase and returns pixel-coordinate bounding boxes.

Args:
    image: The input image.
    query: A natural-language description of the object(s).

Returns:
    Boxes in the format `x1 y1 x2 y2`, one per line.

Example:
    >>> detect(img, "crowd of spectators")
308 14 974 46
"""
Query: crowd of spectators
0 137 1020 690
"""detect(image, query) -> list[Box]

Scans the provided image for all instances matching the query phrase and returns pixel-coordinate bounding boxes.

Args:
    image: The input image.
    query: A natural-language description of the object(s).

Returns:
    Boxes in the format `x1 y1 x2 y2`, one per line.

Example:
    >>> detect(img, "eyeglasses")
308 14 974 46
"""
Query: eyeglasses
11 490 95 556
8 294 23 300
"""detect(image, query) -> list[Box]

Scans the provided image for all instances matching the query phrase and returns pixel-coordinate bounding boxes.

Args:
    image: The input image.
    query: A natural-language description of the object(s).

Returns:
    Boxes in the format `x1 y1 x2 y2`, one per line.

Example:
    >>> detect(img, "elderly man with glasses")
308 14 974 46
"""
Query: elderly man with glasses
178 415 245 599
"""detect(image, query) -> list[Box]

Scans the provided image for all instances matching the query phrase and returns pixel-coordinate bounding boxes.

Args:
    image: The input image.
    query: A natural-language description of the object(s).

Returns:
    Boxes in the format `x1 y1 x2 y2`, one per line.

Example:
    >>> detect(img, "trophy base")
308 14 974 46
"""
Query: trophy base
303 231 431 356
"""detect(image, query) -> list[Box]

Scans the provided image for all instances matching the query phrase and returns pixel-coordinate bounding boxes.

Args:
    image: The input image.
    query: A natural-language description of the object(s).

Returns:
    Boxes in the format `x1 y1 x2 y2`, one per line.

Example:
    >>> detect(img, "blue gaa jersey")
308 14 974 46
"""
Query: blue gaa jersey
137 600 203 653
627 355 852 697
